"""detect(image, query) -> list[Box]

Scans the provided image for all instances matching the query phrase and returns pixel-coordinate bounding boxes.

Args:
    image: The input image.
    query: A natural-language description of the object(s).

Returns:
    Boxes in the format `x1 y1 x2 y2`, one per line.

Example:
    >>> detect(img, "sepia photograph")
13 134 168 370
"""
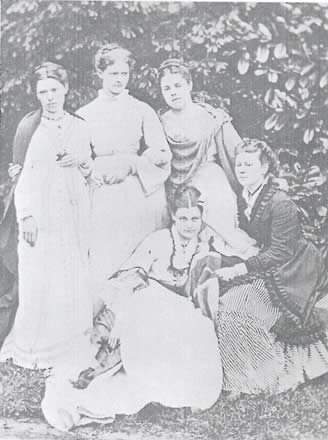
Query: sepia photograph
1 1 328 439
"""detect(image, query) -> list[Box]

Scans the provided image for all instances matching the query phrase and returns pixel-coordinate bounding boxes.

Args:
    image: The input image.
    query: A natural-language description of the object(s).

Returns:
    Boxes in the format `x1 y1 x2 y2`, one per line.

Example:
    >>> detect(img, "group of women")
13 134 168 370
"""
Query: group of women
0 44 328 431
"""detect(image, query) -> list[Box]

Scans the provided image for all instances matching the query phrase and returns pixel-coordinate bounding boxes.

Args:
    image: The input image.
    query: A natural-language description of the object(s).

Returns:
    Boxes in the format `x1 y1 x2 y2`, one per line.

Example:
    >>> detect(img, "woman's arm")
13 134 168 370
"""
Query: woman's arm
213 110 242 194
245 199 300 272
131 104 172 195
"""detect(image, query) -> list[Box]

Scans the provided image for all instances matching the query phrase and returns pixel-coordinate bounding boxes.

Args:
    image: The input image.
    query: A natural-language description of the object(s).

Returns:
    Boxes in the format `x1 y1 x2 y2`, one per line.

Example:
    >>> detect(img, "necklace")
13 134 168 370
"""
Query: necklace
42 111 66 130
168 227 200 283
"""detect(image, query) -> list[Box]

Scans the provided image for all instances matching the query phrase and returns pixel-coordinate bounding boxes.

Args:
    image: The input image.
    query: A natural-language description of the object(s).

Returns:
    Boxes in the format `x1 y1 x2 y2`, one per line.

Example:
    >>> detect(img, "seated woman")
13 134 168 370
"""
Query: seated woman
41 186 256 431
158 58 254 255
215 138 328 397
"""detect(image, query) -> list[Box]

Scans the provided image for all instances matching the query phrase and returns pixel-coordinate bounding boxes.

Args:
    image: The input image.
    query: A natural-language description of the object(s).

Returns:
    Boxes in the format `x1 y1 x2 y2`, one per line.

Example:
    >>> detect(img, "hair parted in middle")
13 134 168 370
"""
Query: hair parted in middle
94 43 135 72
31 61 69 91
170 185 204 215
236 138 280 176
158 58 192 84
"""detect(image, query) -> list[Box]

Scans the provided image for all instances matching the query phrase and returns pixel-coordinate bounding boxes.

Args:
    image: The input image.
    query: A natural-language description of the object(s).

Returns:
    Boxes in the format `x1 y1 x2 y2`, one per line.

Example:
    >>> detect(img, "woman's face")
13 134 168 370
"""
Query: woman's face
98 60 130 96
36 78 67 115
172 206 202 241
235 151 268 189
160 73 192 110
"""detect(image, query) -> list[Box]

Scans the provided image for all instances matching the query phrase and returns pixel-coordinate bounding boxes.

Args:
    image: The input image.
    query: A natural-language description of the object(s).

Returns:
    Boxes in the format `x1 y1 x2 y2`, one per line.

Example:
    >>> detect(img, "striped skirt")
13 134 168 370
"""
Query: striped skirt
215 279 328 395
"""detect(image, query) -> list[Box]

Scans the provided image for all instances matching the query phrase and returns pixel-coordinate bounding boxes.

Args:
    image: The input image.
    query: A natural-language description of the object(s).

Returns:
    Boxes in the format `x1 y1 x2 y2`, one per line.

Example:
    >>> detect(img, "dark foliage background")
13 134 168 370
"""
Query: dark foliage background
1 1 328 246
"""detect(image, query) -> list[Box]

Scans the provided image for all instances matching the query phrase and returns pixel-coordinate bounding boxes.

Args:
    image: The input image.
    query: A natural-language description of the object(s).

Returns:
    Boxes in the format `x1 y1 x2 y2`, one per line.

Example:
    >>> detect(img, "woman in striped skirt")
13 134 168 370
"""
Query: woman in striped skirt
215 138 328 397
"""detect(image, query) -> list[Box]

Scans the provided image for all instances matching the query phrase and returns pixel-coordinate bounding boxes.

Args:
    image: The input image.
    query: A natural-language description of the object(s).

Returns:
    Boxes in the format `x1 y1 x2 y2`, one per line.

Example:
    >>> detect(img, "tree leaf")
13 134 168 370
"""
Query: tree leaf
265 113 279 130
319 71 328 88
300 63 315 76
256 45 270 63
237 57 250 75
316 206 328 217
274 43 288 59
268 71 278 83
258 23 272 42
264 88 274 106
303 128 315 144
254 69 267 76
285 77 296 91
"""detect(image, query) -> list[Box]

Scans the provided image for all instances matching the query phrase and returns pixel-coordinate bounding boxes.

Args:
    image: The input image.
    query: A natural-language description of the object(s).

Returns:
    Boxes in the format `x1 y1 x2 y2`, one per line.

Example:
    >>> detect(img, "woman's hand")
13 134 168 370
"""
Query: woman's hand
108 326 120 350
103 161 132 185
216 263 247 281
8 163 22 181
21 216 38 246
56 152 80 168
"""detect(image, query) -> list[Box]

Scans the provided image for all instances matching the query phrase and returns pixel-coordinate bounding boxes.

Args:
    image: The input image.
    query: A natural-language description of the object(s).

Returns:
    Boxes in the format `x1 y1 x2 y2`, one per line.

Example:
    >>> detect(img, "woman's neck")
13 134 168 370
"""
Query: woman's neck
42 109 65 121
170 97 194 115
245 177 266 195
101 88 127 100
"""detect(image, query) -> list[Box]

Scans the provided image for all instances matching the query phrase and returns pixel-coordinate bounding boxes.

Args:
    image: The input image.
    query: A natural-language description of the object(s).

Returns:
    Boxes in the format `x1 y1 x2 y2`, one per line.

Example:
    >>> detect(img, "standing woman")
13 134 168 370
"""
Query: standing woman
77 44 171 288
159 59 255 256
0 62 94 369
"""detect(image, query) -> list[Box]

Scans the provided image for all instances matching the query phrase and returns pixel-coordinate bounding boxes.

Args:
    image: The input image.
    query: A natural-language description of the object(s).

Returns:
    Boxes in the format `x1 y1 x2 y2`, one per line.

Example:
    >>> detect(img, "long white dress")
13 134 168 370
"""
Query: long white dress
77 90 171 291
0 114 94 369
41 228 223 431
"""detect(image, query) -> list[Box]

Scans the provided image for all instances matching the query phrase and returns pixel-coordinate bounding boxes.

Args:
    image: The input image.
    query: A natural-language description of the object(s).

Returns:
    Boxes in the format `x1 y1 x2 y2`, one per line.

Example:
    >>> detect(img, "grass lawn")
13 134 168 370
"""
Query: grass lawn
1 361 328 440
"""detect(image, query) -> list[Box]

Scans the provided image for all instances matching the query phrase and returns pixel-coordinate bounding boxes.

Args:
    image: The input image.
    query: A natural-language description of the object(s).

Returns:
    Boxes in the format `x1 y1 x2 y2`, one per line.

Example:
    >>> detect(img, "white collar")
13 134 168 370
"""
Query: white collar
98 89 129 102
242 177 269 220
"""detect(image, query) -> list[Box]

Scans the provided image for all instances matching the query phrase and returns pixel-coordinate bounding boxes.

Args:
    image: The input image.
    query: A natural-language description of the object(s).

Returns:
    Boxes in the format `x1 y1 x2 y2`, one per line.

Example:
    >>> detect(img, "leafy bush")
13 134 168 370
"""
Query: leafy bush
1 1 328 245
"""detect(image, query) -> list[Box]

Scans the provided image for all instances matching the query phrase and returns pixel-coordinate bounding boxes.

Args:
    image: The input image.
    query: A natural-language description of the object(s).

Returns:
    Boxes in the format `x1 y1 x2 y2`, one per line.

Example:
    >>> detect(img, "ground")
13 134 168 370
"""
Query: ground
1 370 328 440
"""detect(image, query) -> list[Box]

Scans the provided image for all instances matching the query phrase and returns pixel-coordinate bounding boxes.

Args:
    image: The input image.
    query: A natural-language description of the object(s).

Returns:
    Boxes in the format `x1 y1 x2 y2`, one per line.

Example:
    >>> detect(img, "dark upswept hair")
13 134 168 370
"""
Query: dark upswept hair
158 58 192 84
95 43 135 72
235 138 280 176
169 186 204 215
31 61 69 90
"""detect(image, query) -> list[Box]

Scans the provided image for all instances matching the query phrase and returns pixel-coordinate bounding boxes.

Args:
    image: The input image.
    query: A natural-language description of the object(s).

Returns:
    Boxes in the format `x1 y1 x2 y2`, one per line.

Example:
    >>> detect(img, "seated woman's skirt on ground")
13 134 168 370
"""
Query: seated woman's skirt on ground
216 278 328 395
42 280 222 431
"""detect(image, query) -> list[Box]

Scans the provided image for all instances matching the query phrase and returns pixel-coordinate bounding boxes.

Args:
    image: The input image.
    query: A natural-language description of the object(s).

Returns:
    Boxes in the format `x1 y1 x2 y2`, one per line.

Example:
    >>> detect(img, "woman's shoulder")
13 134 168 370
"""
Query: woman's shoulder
271 189 297 211
261 185 298 220
16 109 42 132
146 228 171 243
129 95 157 117
76 98 100 119
194 102 232 126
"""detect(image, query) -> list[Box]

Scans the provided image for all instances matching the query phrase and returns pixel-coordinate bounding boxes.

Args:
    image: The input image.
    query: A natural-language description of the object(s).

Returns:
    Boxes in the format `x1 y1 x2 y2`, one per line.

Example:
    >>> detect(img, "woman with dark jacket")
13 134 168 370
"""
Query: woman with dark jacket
215 138 328 398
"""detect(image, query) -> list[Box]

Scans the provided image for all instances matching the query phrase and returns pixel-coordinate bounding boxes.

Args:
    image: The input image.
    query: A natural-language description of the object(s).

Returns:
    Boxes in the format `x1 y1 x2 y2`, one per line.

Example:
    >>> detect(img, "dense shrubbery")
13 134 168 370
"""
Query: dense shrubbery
1 1 328 244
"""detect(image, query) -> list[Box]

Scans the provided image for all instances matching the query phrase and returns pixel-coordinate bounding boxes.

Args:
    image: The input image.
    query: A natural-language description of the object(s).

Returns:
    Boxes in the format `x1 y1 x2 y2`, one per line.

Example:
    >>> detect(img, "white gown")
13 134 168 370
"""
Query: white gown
42 280 222 431
77 90 171 291
42 228 223 431
0 114 94 369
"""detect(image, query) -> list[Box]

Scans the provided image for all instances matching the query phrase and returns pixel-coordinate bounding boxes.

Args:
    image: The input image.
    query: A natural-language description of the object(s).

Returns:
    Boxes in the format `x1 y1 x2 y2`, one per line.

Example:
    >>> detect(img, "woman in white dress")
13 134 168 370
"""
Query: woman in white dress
0 62 94 369
77 44 172 291
41 187 235 431
159 59 254 255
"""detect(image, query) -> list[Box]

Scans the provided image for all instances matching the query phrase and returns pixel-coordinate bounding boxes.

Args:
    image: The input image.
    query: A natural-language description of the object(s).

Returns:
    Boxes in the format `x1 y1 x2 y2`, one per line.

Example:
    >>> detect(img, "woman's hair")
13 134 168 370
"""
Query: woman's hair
95 43 135 72
31 62 69 90
170 186 204 215
158 58 192 84
236 138 280 176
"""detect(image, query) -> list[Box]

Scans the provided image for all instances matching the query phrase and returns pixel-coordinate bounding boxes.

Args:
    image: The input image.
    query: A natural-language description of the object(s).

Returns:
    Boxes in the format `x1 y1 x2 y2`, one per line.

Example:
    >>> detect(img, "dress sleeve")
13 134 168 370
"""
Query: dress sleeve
73 119 94 177
245 199 300 272
120 231 160 274
132 104 172 195
14 139 43 223
214 111 242 194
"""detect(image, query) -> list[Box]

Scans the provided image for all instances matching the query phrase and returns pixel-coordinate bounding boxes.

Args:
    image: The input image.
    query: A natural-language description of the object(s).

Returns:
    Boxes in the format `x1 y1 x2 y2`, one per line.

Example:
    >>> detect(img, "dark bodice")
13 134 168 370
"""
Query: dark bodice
238 183 307 273
237 179 325 322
